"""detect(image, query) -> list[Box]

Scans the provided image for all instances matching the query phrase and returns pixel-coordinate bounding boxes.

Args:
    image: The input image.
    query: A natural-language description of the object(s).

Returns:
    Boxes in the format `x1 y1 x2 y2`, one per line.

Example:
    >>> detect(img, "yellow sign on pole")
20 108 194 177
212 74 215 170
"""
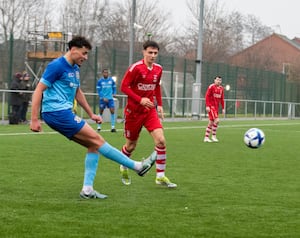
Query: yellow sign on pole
47 32 63 39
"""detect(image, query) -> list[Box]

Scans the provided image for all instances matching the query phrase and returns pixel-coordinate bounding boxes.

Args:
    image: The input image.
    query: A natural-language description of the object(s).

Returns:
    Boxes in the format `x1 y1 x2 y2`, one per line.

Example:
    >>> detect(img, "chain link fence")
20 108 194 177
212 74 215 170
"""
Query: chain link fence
0 40 300 122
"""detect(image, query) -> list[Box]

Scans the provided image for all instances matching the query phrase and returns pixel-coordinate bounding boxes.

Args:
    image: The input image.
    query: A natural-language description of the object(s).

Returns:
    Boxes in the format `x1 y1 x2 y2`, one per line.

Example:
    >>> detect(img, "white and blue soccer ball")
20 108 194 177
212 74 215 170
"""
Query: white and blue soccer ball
244 128 265 149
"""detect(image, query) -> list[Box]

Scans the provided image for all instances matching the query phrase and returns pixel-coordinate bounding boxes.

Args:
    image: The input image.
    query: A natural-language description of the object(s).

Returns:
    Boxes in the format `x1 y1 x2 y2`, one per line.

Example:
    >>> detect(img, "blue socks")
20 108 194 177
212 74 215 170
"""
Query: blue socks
83 153 99 186
111 113 115 128
98 142 135 170
83 143 136 188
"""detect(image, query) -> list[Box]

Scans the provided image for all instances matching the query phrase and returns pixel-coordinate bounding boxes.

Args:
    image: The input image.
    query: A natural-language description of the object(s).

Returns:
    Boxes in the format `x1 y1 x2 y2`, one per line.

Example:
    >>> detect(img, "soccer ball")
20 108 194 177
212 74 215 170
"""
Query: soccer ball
244 128 265 149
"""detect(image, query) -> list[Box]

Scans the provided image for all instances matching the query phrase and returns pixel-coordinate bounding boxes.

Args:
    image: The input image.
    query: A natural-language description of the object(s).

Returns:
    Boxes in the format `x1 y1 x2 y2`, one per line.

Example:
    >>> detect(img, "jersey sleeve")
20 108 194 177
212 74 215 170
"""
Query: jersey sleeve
155 70 163 106
40 60 61 87
205 86 213 107
96 79 100 96
221 87 225 109
154 84 162 106
121 68 142 103
112 78 117 95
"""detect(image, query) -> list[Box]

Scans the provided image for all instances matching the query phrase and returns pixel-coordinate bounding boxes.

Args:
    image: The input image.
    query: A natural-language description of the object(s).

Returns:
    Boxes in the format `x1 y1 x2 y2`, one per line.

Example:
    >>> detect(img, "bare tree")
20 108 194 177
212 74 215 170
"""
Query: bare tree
60 0 172 46
201 0 234 61
178 0 234 62
226 11 245 54
100 0 172 47
170 0 273 62
134 0 172 44
244 14 272 46
61 0 109 43
0 0 51 42
0 0 23 42
95 1 129 43
0 0 53 87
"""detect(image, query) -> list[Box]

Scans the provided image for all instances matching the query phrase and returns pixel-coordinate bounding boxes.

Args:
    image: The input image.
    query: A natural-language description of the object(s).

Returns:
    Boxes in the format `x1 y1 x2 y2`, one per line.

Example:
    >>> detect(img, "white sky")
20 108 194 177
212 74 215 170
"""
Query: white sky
159 0 300 39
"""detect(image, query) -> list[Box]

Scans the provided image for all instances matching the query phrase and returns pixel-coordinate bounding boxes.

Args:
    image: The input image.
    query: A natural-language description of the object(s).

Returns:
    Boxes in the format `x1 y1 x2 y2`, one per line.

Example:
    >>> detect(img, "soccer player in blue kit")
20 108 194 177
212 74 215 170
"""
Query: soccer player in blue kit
30 36 156 199
96 69 117 132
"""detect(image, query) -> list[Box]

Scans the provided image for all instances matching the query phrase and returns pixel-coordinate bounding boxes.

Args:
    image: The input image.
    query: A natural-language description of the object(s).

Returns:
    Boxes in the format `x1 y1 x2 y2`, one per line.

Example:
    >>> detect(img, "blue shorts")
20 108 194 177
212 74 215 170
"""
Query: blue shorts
99 99 115 110
42 109 85 139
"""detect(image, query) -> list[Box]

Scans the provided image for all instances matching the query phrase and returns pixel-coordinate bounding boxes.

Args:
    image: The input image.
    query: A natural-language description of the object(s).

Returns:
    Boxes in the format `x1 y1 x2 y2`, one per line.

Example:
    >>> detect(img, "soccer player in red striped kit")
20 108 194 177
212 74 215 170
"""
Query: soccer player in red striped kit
204 76 225 142
119 40 177 188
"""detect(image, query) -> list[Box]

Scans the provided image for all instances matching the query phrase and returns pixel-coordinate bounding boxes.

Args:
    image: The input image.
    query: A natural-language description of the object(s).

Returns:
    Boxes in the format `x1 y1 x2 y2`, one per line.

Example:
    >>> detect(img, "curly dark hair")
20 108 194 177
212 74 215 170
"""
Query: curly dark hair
68 36 92 50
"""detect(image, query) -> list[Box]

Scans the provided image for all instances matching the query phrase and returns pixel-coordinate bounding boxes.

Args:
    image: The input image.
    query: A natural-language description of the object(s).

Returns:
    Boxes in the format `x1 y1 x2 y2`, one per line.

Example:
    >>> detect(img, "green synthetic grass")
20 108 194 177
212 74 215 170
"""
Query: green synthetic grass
0 120 299 238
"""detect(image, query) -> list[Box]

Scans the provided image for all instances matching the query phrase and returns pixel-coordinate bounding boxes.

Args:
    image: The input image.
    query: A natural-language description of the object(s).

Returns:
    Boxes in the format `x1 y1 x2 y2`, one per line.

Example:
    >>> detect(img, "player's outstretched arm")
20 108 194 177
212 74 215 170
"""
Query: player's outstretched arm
30 82 46 132
76 88 102 124
157 106 164 120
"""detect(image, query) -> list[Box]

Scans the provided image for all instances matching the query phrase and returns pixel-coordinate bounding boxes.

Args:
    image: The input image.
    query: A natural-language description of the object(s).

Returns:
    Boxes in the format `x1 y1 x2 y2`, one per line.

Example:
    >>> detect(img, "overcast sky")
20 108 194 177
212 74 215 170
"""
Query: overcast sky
159 0 300 39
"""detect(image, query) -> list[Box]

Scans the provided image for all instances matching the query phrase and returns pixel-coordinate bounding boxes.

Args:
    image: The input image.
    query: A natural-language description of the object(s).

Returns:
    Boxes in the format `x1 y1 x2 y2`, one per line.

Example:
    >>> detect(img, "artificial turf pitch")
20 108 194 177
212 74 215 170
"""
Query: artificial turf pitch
0 119 299 238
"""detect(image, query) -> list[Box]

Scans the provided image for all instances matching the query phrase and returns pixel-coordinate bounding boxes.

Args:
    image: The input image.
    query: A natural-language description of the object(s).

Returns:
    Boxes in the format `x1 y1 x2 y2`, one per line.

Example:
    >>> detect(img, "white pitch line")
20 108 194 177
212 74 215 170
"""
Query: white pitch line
164 122 300 130
1 122 299 136
0 129 117 136
0 131 58 136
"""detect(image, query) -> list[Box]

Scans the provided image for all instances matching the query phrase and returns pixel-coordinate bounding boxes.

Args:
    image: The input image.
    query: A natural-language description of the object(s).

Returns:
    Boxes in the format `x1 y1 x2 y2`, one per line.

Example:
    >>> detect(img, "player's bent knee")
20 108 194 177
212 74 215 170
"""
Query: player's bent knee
155 137 166 148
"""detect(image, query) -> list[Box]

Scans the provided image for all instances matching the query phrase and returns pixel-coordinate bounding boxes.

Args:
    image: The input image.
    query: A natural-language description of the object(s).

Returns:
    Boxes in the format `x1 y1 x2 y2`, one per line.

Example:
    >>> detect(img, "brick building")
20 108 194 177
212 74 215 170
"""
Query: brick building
229 33 300 82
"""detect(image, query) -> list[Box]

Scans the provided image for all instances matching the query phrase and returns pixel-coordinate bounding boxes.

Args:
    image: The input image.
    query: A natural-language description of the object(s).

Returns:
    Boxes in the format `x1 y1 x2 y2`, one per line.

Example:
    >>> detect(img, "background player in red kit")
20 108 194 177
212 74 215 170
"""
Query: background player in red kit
119 40 177 188
204 76 225 142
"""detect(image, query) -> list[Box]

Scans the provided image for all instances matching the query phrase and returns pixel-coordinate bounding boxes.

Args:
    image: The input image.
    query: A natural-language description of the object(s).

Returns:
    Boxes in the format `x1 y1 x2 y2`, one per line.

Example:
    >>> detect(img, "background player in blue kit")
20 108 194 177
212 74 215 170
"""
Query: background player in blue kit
30 36 156 199
96 69 117 132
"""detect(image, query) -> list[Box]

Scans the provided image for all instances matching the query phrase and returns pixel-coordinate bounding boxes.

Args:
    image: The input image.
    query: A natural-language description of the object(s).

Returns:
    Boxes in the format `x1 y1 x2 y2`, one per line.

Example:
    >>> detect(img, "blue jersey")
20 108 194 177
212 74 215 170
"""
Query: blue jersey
40 56 80 112
96 77 116 100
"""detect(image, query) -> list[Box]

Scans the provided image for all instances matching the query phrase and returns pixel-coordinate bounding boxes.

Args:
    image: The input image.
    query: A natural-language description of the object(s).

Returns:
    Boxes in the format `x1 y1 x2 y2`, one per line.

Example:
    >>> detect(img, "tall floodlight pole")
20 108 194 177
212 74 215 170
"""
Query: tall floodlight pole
129 0 136 65
191 0 204 119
